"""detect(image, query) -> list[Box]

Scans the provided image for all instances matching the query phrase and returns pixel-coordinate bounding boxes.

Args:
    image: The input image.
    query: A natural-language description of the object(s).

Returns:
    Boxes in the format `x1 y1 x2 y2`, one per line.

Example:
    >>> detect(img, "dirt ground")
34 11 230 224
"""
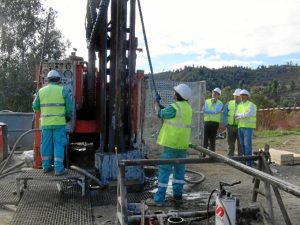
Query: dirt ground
1 135 300 225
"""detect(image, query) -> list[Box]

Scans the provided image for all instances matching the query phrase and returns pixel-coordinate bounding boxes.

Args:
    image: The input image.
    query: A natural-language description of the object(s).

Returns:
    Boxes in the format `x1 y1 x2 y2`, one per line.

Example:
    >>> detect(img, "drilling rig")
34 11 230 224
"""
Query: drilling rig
33 0 145 185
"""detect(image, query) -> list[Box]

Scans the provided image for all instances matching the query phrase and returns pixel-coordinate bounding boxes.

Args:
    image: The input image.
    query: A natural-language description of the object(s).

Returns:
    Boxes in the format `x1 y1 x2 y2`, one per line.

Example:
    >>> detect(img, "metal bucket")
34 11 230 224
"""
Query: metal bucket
0 111 34 150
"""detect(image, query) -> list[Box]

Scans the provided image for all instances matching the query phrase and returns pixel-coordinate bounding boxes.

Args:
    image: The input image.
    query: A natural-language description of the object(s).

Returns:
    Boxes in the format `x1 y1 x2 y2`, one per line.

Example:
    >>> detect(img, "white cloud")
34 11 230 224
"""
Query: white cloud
43 0 300 71
137 0 300 58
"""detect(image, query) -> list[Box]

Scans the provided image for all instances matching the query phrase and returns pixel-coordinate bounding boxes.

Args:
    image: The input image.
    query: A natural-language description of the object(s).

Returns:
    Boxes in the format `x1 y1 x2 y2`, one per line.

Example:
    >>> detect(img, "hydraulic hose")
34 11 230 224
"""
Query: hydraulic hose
0 170 22 180
145 166 206 185
70 165 105 189
137 0 158 96
185 169 206 184
0 129 41 175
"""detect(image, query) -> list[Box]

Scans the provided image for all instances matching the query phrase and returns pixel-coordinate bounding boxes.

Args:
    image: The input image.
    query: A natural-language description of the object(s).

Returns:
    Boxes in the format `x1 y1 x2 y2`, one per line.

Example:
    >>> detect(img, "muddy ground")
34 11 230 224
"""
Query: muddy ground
1 136 300 225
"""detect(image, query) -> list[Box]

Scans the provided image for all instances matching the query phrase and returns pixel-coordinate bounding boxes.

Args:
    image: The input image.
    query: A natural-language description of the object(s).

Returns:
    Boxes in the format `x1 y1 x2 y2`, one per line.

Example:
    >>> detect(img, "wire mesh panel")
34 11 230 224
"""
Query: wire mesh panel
143 79 206 157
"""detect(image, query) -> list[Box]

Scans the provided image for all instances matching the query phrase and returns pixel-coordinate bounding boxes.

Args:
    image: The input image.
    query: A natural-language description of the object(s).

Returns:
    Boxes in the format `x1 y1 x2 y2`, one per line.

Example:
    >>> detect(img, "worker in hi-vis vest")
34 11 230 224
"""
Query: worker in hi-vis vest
223 88 242 156
32 70 73 175
146 84 193 207
235 89 257 167
203 88 223 153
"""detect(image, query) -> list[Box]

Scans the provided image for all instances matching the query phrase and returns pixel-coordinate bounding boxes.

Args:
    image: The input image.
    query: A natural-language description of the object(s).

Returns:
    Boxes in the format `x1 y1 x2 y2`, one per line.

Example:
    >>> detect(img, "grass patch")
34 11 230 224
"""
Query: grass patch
254 128 300 138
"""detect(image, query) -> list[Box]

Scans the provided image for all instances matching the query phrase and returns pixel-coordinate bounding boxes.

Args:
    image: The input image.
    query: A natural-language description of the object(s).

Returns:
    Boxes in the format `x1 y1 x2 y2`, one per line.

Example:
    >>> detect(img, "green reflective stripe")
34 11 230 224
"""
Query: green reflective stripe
40 103 66 107
41 114 66 117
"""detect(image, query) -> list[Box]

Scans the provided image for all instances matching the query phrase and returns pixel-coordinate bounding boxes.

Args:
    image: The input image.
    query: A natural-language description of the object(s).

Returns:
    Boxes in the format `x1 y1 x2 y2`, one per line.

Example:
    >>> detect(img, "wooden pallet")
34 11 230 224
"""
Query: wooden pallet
269 148 296 165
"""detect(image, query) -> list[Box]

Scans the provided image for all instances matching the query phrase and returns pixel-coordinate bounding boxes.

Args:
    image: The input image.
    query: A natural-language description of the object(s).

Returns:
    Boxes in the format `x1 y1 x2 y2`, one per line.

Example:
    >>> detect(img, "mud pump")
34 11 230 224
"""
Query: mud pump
33 0 146 186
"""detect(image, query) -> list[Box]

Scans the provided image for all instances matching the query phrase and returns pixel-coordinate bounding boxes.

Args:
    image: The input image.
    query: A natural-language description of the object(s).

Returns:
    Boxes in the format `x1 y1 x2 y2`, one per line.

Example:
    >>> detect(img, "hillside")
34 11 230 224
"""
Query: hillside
151 64 300 107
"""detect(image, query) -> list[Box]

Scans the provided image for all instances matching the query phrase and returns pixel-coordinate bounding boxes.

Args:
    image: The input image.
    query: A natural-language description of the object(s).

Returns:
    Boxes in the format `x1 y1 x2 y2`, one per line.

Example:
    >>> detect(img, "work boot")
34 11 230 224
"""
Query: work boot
145 198 164 207
43 167 53 173
55 170 67 176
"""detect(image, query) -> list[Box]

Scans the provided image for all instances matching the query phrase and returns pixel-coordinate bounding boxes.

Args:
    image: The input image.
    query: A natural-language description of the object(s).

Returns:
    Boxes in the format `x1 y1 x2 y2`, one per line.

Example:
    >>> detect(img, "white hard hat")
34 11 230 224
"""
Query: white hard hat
47 70 61 79
240 89 250 96
174 83 192 100
213 87 221 95
233 88 241 96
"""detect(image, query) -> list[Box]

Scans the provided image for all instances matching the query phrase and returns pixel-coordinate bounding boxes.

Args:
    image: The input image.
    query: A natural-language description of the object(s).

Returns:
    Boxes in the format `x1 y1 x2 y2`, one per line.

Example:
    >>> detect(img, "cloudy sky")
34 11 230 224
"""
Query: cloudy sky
44 0 300 72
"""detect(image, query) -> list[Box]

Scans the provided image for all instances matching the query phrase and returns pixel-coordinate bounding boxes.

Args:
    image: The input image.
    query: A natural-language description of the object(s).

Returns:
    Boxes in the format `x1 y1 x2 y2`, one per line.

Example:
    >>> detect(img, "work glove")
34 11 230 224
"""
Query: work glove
65 116 71 122
154 94 161 103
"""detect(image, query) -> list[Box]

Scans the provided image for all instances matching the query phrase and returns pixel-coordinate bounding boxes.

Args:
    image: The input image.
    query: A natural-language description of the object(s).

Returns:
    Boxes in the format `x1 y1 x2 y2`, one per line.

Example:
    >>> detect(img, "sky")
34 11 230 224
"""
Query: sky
44 0 300 73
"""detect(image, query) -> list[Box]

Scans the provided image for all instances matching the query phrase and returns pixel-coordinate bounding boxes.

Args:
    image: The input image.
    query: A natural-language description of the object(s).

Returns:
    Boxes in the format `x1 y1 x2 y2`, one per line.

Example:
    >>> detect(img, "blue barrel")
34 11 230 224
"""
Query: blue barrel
0 111 34 150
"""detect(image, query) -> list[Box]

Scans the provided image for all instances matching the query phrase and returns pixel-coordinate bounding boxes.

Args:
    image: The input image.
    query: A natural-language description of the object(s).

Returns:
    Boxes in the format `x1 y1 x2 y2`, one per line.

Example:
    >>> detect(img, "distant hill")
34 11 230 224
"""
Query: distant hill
150 64 300 107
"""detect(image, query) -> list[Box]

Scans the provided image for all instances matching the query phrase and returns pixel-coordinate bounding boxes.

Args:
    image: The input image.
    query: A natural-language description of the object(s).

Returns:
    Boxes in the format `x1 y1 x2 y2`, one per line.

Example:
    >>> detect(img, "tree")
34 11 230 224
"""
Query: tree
0 0 69 111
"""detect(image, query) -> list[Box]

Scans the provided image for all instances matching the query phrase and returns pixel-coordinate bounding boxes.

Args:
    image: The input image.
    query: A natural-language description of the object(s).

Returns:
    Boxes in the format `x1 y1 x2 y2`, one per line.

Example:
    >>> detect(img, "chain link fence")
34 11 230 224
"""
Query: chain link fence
143 78 206 157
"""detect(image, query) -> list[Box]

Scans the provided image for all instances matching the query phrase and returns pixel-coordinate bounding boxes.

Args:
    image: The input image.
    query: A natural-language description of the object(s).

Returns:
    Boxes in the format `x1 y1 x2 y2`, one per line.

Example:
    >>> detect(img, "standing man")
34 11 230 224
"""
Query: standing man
146 84 193 206
235 89 257 167
32 70 73 175
203 88 223 152
223 89 242 156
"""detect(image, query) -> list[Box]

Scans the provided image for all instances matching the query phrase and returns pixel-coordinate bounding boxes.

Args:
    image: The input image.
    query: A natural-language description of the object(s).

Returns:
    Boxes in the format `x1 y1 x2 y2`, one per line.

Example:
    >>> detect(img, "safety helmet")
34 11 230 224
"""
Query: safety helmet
47 70 61 79
233 88 241 96
174 83 192 100
240 89 250 96
213 87 221 95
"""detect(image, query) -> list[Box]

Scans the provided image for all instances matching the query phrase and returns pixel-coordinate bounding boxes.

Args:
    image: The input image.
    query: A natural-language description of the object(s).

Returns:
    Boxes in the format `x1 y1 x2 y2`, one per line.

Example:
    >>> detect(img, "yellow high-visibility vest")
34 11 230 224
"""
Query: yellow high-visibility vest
227 100 239 125
237 101 257 129
39 84 66 127
157 101 193 149
204 99 222 123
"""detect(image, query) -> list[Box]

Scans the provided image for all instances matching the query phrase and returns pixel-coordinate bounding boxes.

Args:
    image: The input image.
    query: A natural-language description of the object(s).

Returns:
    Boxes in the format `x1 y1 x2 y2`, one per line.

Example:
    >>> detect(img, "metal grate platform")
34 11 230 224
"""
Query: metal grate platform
90 189 153 206
10 182 93 225
15 168 86 199
0 175 19 205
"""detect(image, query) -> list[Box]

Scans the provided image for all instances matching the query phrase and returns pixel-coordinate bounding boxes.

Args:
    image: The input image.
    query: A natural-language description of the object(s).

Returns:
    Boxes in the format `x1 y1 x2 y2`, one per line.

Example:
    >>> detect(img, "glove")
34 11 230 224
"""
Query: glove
66 116 71 122
154 94 161 103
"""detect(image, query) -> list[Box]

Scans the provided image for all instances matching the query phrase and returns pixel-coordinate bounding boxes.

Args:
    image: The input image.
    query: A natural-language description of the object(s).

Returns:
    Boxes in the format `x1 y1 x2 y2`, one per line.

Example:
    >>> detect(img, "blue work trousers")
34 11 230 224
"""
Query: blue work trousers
154 147 186 203
238 128 253 167
41 126 67 173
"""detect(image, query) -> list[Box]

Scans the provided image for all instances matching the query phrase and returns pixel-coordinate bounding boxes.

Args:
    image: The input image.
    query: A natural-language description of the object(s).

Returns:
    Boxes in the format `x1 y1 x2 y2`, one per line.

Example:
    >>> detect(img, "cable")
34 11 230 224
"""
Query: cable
137 0 158 96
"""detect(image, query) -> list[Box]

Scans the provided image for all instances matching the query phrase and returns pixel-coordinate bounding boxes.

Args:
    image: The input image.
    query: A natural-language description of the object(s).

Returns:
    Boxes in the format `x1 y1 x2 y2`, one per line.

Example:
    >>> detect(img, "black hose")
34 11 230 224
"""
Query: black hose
206 189 219 225
70 165 105 189
137 0 158 96
185 169 206 184
0 129 40 175
145 166 206 185
0 170 22 180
